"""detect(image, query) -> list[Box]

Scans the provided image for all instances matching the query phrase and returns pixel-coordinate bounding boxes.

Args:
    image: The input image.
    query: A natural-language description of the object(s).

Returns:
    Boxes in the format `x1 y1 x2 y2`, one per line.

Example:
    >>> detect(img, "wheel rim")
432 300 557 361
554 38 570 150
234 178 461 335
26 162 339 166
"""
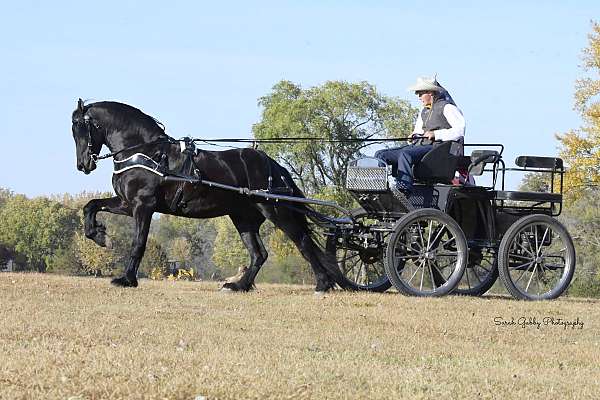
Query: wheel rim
505 221 573 299
390 217 464 294
337 244 387 288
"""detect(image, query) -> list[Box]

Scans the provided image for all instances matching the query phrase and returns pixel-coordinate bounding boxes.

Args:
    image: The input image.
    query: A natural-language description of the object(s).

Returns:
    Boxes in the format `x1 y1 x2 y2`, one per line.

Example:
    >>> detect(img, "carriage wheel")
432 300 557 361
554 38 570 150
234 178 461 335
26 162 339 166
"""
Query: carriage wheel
498 214 575 300
384 208 468 297
326 210 391 292
453 247 498 296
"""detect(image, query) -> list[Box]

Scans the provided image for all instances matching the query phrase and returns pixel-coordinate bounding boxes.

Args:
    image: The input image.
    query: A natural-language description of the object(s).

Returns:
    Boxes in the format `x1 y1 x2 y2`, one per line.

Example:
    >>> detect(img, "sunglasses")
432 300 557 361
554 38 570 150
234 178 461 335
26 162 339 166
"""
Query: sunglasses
415 91 431 97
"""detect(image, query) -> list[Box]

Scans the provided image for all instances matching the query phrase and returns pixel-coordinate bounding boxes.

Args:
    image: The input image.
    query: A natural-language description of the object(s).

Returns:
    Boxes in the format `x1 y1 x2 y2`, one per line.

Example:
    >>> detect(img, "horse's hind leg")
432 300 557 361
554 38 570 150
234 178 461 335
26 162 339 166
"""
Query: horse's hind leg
257 204 335 292
221 212 268 292
83 196 131 248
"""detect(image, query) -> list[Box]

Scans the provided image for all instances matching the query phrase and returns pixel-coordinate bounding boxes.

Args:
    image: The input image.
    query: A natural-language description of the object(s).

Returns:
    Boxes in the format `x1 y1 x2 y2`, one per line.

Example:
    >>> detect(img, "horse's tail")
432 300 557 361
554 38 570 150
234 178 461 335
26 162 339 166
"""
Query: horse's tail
269 160 355 290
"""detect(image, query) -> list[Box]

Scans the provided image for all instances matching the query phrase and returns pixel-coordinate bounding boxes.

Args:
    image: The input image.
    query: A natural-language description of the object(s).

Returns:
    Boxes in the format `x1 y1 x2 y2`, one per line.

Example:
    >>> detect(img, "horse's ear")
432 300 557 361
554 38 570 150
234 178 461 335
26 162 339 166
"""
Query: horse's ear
77 98 84 112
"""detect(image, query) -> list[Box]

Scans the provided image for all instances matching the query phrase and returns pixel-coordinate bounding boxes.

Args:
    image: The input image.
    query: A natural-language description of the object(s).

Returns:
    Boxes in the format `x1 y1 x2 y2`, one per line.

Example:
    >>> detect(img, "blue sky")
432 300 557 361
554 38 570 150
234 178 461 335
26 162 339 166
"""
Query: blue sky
0 0 598 196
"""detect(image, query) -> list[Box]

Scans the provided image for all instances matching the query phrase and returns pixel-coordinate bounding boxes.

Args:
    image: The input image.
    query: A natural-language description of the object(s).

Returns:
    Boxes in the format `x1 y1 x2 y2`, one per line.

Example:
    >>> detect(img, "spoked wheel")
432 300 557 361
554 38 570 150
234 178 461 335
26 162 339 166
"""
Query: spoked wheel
498 214 575 300
384 208 468 297
326 210 391 292
453 247 498 296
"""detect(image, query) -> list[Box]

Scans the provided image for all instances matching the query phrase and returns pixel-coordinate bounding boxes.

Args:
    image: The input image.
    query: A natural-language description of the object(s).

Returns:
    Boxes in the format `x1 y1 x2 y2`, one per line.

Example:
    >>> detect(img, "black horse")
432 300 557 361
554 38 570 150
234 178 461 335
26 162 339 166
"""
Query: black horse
71 99 351 292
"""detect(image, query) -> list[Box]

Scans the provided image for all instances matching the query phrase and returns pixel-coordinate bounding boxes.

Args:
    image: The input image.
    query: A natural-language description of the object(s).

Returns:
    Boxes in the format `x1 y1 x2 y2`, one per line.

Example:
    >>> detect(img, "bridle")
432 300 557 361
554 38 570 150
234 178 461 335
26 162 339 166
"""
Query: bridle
73 113 102 163
74 111 180 165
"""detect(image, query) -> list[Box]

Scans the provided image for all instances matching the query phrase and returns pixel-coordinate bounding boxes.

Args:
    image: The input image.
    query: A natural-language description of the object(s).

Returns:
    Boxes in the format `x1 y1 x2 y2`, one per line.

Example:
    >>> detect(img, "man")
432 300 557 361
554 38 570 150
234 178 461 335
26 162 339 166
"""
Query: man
375 76 465 194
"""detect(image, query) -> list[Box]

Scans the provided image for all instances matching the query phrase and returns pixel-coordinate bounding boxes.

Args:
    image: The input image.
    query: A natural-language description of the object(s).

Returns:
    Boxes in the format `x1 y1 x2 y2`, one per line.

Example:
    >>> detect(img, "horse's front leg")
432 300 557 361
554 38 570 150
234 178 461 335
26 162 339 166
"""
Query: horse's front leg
83 196 131 248
111 202 154 288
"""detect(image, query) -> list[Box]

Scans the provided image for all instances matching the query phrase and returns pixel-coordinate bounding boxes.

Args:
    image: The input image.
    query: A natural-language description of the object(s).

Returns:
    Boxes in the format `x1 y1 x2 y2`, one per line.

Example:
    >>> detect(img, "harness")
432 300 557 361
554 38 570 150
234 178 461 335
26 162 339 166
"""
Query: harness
74 112 201 210
113 153 166 177
74 111 374 215
169 137 200 210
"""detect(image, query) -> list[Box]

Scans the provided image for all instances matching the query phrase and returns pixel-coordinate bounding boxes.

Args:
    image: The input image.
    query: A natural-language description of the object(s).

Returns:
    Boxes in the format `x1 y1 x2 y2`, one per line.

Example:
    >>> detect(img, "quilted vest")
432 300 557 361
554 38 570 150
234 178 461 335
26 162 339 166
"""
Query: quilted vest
421 99 451 132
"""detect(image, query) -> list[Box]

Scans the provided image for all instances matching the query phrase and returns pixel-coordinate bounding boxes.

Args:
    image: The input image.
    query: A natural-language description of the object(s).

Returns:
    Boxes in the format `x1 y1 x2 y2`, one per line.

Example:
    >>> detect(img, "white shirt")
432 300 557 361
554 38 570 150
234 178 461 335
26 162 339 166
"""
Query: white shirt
412 103 466 142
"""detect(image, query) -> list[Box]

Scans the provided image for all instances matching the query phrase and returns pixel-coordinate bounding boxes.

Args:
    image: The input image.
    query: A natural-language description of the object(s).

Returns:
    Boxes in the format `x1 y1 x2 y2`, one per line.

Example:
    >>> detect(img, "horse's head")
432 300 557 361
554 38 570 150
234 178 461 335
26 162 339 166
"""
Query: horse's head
71 98 104 174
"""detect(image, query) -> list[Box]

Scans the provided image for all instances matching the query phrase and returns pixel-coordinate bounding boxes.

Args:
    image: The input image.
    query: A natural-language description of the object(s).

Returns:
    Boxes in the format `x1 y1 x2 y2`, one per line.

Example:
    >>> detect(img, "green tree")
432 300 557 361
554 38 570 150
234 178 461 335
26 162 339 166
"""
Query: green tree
54 191 135 270
51 191 113 210
0 195 79 271
518 173 551 193
557 21 600 202
73 232 117 276
0 187 13 209
169 237 192 268
253 80 417 204
262 227 313 285
211 217 248 279
46 244 81 275
153 214 217 278
139 236 168 278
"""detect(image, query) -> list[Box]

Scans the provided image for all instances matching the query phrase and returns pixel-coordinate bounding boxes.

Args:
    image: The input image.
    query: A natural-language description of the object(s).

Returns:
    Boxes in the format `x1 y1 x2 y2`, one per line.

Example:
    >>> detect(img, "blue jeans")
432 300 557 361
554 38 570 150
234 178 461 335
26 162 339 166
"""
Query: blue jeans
374 144 434 191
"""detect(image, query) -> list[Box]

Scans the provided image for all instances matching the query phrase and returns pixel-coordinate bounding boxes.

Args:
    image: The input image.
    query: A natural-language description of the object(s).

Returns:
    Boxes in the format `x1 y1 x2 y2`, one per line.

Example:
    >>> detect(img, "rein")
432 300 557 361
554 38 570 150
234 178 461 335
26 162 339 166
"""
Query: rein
91 136 411 163
194 137 410 145
76 103 410 164
92 138 177 162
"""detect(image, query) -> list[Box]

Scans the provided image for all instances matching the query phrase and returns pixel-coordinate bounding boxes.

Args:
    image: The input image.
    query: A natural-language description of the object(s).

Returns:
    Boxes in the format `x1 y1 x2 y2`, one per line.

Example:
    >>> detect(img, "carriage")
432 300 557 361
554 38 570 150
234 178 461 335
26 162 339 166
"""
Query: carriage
327 141 575 300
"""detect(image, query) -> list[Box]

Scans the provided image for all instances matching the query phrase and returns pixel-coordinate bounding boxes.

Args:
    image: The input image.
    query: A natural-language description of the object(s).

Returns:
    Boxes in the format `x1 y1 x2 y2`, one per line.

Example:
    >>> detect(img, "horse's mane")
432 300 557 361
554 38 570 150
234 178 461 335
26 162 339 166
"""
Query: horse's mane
87 101 167 136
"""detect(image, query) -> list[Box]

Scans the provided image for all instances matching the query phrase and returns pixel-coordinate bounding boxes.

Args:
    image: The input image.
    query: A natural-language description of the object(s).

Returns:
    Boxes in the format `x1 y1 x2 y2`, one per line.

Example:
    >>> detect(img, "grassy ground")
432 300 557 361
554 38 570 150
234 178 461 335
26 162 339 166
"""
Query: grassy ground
1 273 599 400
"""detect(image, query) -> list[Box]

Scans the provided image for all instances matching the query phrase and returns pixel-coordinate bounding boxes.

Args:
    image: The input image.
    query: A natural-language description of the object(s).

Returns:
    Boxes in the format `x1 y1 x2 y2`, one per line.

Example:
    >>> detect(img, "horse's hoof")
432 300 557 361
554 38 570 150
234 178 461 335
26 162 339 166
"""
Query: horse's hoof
315 281 335 293
314 291 327 297
111 276 138 288
220 282 241 292
91 232 112 248
220 282 253 292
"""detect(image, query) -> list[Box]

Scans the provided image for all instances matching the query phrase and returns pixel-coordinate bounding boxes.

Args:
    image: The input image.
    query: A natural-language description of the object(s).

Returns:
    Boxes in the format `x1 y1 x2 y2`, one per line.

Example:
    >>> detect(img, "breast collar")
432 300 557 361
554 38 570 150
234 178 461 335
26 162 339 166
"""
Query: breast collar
113 153 165 177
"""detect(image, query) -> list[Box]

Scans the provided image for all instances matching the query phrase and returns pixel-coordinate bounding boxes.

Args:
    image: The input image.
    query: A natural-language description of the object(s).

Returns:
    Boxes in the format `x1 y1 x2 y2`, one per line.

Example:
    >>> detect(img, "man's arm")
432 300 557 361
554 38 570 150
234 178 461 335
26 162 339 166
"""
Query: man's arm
431 104 465 141
412 111 424 136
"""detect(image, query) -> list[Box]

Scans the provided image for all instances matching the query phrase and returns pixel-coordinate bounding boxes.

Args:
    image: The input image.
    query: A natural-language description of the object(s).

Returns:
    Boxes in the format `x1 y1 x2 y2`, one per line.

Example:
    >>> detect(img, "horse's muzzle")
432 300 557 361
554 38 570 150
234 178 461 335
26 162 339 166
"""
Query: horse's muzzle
77 156 97 174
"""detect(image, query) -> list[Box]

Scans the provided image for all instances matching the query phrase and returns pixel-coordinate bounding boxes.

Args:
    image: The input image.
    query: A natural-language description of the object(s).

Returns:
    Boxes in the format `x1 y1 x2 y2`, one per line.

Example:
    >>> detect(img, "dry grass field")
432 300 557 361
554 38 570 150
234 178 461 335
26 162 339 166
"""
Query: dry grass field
1 273 599 400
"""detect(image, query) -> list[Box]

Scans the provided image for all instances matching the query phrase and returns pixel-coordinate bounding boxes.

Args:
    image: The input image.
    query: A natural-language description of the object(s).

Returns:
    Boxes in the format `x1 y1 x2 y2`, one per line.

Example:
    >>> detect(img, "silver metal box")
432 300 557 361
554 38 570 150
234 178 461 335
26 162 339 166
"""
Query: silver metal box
345 157 389 192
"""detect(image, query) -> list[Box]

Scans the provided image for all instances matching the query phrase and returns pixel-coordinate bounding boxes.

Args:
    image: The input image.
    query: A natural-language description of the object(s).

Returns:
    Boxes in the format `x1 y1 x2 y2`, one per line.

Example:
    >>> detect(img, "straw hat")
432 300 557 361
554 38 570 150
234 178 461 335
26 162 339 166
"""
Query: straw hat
407 76 442 92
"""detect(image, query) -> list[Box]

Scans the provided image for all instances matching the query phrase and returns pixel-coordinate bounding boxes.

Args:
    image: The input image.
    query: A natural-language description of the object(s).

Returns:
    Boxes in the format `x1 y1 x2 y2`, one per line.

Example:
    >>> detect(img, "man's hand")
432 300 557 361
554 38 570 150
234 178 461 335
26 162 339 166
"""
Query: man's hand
423 131 435 140
409 133 420 144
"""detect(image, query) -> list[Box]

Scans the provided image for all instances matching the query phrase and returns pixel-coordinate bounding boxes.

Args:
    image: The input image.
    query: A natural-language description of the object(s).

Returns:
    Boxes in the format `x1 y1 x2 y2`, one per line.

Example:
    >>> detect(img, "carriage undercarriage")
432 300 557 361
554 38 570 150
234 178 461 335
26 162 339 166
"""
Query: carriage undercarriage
327 144 575 300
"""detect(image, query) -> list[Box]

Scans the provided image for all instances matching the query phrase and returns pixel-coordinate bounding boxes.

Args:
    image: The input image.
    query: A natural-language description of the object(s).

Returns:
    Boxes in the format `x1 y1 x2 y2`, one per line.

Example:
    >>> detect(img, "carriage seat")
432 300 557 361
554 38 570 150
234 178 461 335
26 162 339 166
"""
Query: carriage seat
495 190 562 203
414 147 502 186
413 140 462 184
494 154 563 203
